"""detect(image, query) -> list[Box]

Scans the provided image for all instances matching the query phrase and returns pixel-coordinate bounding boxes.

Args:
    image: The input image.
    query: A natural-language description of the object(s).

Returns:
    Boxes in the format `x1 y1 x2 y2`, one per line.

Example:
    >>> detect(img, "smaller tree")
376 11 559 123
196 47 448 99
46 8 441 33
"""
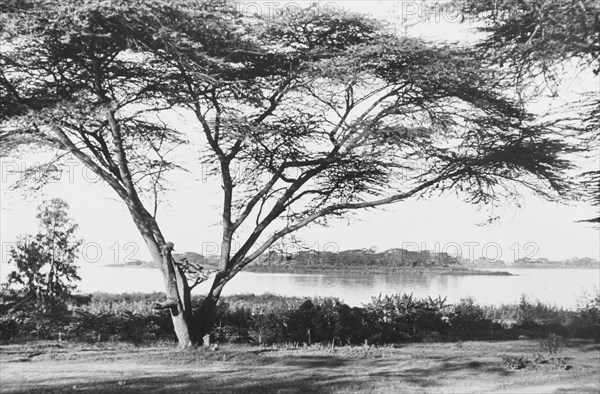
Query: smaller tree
7 198 82 308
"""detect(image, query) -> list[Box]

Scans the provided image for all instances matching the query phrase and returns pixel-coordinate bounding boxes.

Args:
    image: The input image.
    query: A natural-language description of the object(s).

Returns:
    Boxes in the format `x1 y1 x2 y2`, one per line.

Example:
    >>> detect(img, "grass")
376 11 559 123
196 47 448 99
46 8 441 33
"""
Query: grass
1 340 598 393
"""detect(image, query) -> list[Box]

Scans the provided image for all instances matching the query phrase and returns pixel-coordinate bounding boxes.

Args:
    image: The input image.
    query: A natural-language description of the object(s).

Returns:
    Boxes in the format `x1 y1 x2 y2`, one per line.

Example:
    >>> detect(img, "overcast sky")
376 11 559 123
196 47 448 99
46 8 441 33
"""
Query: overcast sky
1 0 598 268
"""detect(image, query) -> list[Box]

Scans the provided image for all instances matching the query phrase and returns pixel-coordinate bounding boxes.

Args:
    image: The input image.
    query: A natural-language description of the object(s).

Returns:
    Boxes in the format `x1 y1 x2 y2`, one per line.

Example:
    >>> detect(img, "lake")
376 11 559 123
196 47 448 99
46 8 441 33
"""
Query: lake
75 266 600 309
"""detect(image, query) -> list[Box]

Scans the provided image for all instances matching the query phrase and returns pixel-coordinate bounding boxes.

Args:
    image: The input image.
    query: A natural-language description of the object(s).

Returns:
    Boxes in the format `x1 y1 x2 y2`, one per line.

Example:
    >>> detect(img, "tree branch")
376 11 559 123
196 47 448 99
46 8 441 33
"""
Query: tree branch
232 169 466 274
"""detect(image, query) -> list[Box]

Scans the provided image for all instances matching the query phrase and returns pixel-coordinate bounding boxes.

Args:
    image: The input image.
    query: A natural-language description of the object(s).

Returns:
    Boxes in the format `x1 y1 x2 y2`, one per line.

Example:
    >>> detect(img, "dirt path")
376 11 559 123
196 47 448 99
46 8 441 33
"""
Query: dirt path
1 340 598 393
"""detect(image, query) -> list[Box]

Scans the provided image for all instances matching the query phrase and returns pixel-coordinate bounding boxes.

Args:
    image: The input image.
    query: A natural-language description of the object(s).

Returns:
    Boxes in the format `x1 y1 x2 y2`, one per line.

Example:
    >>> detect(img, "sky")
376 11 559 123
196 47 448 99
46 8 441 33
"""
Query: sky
1 0 599 272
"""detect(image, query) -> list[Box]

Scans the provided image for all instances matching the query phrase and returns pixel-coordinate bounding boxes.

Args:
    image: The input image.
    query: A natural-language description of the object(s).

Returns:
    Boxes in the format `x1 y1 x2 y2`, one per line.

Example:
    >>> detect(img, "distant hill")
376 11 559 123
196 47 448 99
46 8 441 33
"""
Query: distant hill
173 252 219 269
102 259 156 268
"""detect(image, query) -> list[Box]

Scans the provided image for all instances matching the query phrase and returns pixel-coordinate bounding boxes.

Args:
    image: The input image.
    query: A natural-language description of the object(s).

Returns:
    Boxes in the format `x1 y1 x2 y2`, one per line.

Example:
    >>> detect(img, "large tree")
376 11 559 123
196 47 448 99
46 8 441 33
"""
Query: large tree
1 0 200 346
0 0 581 346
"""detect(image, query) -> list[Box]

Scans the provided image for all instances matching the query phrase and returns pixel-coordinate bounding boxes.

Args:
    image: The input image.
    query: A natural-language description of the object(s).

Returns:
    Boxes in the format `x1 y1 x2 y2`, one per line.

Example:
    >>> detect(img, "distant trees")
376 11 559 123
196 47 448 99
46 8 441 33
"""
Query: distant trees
6 199 82 309
0 0 585 346
255 249 460 270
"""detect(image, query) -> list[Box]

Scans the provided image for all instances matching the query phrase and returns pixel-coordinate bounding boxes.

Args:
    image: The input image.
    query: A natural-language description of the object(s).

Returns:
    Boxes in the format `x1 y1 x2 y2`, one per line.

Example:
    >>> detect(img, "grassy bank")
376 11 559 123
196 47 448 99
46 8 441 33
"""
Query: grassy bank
1 340 599 393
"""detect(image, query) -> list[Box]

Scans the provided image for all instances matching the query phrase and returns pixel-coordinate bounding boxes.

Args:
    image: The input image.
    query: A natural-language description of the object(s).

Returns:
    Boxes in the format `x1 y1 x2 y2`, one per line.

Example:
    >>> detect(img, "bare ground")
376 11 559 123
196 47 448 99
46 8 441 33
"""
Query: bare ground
0 340 598 393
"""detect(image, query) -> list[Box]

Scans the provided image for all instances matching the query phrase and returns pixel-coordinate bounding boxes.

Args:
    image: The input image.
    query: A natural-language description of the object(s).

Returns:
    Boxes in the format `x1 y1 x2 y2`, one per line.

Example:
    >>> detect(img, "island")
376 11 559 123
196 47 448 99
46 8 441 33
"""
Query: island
101 248 599 275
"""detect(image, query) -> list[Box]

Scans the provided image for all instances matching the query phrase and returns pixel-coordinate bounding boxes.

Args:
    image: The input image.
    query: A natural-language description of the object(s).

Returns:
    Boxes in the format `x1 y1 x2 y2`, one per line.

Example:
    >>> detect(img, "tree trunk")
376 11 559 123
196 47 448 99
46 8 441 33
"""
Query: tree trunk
119 202 197 347
160 242 197 347
174 261 197 344
197 272 229 340
197 294 218 339
142 235 197 348
50 113 198 348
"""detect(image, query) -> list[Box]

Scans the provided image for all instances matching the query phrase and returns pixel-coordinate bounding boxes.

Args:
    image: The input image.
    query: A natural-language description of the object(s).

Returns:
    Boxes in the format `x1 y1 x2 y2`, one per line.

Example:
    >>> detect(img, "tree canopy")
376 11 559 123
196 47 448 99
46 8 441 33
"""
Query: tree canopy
454 0 599 222
455 0 599 79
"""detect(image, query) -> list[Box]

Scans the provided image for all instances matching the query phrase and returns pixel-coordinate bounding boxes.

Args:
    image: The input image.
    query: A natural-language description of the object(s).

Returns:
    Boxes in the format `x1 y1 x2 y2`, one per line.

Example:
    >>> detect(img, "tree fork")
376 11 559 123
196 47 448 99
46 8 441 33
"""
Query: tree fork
152 299 178 310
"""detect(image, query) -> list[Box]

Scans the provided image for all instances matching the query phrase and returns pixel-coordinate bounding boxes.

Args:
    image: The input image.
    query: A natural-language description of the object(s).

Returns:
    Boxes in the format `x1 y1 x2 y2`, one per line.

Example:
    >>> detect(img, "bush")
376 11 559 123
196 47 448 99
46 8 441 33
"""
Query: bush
0 315 21 341
364 294 449 344
214 305 254 343
448 297 493 339
573 289 600 340
250 312 286 345
2 291 599 345
283 299 371 346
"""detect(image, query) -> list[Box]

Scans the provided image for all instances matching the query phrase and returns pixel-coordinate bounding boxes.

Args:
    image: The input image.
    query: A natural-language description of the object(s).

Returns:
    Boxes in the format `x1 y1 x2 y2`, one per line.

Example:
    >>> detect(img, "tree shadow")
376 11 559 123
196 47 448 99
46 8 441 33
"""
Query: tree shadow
361 356 514 384
277 355 351 368
0 346 540 393
6 372 363 394
562 340 600 352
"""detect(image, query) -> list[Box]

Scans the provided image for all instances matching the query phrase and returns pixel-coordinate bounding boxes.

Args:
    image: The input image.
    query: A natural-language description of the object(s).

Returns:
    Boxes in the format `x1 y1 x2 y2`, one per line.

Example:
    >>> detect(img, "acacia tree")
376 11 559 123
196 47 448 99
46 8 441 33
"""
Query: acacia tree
134 4 579 331
1 0 204 346
1 0 581 345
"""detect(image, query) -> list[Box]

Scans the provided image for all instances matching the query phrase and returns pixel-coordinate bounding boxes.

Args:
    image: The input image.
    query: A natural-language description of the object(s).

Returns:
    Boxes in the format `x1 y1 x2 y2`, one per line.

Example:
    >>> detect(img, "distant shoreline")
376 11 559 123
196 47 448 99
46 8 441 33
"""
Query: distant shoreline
100 263 156 269
246 265 514 275
98 263 598 274
464 265 600 270
100 263 513 275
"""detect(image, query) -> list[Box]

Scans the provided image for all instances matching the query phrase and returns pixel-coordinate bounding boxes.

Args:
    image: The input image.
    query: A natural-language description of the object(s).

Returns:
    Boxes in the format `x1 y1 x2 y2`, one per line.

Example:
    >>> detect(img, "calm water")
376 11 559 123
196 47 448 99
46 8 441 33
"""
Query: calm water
73 266 600 309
